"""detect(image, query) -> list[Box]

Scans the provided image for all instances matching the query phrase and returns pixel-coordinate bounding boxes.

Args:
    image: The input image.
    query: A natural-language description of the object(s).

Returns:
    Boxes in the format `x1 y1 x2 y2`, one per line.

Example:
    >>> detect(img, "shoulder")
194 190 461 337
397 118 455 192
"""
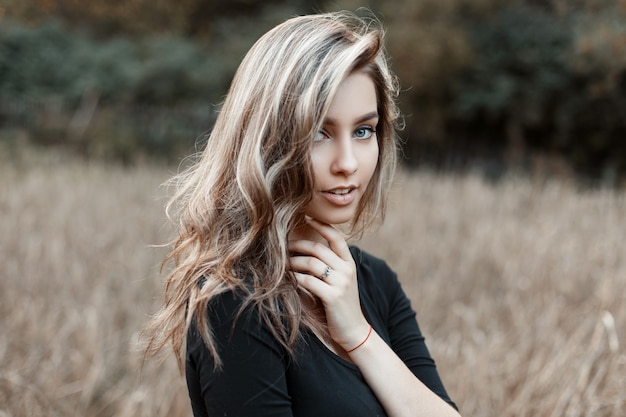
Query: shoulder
349 245 392 271
187 289 277 355
350 245 399 285
185 290 294 416
349 245 403 300
206 289 250 324
186 288 290 374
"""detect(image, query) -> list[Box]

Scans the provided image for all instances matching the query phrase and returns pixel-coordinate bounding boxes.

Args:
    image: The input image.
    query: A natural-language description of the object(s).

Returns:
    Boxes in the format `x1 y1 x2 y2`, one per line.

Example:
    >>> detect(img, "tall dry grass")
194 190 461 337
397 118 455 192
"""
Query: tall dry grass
0 153 623 416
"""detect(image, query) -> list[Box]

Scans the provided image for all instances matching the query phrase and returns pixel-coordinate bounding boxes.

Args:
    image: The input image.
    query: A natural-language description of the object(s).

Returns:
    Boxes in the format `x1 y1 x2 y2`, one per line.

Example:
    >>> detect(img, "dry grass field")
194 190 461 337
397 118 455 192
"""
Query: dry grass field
0 151 624 417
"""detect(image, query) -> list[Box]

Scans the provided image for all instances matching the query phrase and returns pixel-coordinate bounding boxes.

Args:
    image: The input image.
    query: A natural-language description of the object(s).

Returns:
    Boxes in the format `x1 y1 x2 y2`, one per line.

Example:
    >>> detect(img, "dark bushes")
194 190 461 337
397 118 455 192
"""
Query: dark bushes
1 0 625 178
0 20 228 161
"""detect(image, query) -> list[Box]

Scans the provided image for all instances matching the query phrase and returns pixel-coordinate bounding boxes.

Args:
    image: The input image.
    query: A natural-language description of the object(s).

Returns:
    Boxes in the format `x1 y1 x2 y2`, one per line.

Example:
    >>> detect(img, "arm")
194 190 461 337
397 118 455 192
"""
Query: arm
347 319 460 417
186 292 293 417
289 219 461 417
360 247 458 409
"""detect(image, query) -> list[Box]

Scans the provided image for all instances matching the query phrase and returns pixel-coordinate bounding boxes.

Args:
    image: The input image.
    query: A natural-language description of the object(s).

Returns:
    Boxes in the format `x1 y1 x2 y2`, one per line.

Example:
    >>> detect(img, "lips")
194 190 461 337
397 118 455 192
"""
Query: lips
321 186 357 206
328 188 351 195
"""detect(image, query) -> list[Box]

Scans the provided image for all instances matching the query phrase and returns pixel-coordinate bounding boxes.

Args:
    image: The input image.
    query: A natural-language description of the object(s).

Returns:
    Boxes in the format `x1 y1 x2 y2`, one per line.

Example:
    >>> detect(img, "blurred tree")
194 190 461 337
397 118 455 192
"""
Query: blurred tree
451 3 572 156
448 0 626 178
1 0 625 176
0 21 86 100
3 0 178 35
0 20 234 104
560 0 626 176
1 0 287 37
570 0 626 100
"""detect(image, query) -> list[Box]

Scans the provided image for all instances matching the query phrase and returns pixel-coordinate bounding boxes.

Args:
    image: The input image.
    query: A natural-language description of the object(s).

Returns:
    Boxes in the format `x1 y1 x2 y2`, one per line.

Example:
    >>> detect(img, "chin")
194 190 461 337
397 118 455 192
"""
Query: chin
307 209 356 226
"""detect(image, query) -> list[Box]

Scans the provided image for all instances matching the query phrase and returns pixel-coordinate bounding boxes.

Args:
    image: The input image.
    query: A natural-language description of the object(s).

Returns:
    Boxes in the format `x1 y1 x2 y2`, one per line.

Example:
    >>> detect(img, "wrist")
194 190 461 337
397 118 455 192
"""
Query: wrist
345 323 373 353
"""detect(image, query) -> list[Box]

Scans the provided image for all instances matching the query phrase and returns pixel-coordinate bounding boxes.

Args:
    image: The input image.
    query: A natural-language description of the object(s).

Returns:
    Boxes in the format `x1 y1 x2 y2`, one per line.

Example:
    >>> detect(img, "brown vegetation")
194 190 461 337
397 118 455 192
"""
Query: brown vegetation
0 153 624 416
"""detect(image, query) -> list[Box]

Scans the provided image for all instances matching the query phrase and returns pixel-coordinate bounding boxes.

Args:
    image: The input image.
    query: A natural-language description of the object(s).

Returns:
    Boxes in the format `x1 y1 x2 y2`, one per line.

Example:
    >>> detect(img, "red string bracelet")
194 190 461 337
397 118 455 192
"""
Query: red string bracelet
346 324 373 353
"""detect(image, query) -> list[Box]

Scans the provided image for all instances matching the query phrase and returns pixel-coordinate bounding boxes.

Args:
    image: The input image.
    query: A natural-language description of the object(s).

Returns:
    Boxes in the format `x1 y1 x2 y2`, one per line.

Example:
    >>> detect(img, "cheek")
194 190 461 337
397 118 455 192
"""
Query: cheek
309 151 325 184
361 143 379 182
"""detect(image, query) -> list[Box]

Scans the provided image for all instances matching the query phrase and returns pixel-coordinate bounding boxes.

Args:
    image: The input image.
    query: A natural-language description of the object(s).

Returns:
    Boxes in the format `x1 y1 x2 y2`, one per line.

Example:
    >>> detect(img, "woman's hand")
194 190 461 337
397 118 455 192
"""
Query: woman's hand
288 218 370 351
289 219 461 417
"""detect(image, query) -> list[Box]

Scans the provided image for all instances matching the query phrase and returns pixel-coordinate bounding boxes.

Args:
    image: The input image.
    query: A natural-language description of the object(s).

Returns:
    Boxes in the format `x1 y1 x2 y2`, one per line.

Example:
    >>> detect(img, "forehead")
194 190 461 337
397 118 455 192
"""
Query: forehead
324 72 378 124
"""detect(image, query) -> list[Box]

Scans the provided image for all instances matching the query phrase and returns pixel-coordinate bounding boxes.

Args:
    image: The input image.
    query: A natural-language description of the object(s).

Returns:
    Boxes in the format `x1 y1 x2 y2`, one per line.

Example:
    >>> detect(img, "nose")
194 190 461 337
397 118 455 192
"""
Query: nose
331 138 358 175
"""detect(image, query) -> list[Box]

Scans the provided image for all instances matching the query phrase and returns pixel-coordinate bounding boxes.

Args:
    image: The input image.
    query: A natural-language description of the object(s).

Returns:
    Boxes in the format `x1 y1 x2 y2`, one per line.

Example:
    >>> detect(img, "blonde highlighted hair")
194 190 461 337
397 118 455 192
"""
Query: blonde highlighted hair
143 10 401 370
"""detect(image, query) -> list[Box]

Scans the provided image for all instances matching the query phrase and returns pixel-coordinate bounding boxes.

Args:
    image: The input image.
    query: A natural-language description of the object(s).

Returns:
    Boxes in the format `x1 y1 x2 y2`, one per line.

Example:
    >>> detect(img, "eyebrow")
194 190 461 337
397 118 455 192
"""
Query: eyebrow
324 111 379 126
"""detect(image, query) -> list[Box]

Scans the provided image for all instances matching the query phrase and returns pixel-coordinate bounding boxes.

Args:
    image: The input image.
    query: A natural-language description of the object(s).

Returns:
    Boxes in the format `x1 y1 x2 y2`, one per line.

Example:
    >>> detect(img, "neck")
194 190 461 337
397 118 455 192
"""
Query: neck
288 221 329 246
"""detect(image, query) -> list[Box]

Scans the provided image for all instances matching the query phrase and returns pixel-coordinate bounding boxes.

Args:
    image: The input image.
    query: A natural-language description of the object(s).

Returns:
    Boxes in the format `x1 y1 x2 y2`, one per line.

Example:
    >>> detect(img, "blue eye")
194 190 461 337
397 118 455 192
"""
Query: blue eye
354 126 376 139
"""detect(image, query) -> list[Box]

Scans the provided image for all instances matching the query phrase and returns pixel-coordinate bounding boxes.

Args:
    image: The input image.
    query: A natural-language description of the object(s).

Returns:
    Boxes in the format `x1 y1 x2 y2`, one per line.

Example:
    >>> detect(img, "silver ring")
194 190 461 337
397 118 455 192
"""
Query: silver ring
320 265 332 280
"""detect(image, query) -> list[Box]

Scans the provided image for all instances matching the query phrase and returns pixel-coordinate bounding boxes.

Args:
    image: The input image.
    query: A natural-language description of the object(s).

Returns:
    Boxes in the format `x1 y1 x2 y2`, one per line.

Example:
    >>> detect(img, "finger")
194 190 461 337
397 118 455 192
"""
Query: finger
293 271 330 298
305 218 352 260
288 239 336 261
289 240 343 281
290 255 335 281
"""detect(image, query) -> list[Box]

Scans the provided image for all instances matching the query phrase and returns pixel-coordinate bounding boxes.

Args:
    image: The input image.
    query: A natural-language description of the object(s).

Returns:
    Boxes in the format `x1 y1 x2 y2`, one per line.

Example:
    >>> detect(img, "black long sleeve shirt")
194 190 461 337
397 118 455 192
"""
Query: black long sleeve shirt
186 246 457 416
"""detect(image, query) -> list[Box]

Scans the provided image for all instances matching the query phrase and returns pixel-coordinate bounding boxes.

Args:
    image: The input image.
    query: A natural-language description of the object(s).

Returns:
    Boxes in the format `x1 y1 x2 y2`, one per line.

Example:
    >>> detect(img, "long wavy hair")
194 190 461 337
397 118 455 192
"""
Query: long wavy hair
143 11 401 371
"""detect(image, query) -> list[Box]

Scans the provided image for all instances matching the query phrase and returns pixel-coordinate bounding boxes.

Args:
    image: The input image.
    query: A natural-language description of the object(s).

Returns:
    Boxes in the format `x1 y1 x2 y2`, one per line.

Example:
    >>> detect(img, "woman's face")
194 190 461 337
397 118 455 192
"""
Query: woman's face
305 71 379 225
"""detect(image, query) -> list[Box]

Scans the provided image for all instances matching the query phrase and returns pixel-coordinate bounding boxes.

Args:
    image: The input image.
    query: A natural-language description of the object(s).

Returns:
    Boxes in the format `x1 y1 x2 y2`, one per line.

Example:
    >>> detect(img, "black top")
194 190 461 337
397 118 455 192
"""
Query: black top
186 246 457 416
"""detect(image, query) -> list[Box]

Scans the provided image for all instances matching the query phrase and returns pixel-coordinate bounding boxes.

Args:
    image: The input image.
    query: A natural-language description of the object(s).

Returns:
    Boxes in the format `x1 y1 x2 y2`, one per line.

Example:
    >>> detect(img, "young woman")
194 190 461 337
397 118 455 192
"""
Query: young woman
143 11 460 417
